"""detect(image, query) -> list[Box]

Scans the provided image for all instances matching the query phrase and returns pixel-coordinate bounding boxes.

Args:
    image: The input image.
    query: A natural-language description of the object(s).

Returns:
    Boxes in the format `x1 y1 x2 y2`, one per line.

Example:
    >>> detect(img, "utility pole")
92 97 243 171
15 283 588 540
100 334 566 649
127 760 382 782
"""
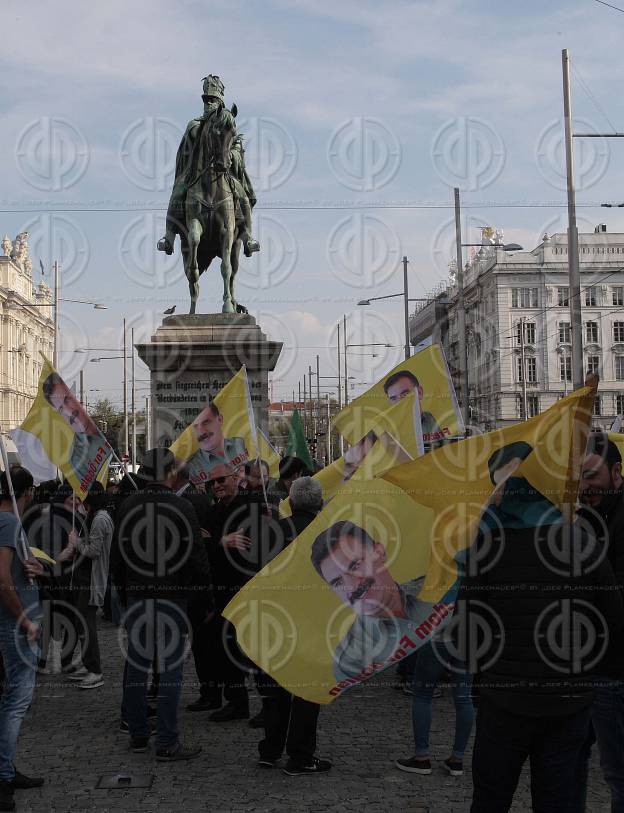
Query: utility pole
53 261 59 369
79 369 84 406
562 49 584 389
454 187 470 428
519 318 528 420
336 322 342 411
316 354 321 442
122 318 128 462
145 396 151 449
325 393 331 463
131 327 136 466
302 376 307 435
308 365 314 440
343 314 349 406
403 256 410 360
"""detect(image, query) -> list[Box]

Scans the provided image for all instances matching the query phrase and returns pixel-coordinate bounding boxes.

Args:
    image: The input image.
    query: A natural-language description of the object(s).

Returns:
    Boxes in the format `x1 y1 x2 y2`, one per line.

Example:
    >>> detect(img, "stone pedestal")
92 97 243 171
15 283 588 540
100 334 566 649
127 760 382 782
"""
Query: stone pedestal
136 314 282 448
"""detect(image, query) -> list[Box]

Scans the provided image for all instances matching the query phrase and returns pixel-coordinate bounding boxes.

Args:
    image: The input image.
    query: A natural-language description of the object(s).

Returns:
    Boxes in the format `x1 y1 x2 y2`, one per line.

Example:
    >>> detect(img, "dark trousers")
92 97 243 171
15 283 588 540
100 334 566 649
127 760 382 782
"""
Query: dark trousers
256 671 320 764
188 598 219 702
122 598 188 750
74 588 101 675
471 699 592 813
205 615 249 708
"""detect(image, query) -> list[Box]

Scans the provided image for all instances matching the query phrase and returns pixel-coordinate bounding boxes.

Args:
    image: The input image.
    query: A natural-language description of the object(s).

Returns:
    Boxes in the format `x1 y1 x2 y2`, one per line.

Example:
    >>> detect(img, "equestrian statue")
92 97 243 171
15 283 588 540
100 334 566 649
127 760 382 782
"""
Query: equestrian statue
157 75 260 314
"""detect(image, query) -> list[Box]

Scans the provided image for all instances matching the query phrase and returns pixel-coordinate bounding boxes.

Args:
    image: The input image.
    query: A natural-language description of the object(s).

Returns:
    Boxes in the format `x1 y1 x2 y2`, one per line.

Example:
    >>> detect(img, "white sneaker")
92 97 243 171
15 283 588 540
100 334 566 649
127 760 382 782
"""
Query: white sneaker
77 672 104 689
64 666 88 681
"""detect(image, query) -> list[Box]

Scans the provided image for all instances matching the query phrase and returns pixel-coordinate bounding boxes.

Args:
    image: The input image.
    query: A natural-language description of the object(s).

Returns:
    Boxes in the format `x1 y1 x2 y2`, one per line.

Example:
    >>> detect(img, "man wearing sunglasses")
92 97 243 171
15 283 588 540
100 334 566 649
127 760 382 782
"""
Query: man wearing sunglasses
191 462 279 722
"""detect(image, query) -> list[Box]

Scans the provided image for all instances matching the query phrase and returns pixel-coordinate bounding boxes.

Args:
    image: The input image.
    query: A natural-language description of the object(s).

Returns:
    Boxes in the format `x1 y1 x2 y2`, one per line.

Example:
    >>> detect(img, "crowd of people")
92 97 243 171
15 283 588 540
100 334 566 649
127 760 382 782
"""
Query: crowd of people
0 432 622 811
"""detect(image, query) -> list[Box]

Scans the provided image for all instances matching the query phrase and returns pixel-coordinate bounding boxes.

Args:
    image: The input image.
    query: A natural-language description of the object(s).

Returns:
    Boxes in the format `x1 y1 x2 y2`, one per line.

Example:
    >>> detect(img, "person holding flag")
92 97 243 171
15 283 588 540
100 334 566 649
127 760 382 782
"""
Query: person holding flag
0 466 45 811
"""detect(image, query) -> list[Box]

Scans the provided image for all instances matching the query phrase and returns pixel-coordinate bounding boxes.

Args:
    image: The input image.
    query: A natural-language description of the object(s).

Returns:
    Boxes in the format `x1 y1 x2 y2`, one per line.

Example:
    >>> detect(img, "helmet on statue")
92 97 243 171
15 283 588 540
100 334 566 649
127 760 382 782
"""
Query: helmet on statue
202 74 225 104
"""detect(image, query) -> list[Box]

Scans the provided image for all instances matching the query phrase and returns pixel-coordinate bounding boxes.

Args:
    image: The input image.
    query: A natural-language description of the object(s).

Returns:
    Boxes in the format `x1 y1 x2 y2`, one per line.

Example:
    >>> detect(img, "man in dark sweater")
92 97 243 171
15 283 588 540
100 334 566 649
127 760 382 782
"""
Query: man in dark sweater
577 431 624 810
461 487 623 812
257 477 332 776
111 448 213 761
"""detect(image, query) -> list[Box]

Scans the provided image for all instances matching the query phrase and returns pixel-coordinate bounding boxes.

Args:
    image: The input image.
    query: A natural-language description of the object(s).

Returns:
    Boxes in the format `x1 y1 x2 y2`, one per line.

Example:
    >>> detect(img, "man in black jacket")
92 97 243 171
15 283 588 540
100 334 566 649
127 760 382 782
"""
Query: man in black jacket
577 431 624 810
111 448 213 761
461 492 623 812
200 462 279 722
257 476 332 776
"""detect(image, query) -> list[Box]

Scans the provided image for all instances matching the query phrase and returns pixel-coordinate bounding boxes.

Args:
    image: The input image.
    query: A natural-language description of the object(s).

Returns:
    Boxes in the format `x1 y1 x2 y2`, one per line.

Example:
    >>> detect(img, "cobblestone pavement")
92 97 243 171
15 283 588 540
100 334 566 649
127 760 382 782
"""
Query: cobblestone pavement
13 620 610 813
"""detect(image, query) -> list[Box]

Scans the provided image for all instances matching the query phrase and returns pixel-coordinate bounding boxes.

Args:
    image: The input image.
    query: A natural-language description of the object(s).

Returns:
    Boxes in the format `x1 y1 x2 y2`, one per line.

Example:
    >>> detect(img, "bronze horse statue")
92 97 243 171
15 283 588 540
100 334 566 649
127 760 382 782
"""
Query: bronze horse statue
181 105 245 314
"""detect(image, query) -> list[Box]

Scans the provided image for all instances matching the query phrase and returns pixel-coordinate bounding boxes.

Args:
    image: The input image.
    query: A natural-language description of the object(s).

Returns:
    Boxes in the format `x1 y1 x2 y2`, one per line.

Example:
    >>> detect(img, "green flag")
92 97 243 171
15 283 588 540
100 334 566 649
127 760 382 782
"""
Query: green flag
285 409 313 470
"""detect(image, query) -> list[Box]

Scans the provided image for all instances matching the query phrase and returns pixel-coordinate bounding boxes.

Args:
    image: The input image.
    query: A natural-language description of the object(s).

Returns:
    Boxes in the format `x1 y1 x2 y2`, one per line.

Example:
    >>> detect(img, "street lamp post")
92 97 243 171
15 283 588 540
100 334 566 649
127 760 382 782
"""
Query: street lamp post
356 257 412 360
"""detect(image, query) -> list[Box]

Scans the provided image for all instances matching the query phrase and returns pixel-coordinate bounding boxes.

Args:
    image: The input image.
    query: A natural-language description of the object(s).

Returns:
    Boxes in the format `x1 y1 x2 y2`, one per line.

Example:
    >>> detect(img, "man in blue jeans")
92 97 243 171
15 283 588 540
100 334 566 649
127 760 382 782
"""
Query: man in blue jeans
576 431 624 811
112 449 214 761
0 467 45 812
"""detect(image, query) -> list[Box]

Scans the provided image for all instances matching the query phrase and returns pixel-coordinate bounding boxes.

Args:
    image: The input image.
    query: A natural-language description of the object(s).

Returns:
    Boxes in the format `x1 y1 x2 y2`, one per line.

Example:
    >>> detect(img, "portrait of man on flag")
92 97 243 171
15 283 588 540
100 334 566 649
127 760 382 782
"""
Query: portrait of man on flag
185 401 249 485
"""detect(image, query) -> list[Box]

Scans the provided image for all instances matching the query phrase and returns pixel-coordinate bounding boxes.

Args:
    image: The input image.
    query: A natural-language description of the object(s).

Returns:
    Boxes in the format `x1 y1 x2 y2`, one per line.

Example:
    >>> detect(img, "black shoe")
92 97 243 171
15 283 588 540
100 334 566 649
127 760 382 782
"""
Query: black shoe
131 736 149 753
248 710 265 728
209 703 249 722
282 757 332 776
395 756 432 775
257 758 278 768
11 768 44 789
155 743 202 762
443 757 463 777
120 717 156 734
186 697 222 712
147 704 157 719
0 781 14 812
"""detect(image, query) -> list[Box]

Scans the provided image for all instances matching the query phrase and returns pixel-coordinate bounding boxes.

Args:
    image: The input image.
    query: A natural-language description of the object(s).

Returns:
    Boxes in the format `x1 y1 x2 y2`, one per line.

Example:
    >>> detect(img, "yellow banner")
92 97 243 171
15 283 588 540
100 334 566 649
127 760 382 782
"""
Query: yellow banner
224 385 594 704
332 343 463 446
11 358 112 499
279 395 419 518
170 367 259 486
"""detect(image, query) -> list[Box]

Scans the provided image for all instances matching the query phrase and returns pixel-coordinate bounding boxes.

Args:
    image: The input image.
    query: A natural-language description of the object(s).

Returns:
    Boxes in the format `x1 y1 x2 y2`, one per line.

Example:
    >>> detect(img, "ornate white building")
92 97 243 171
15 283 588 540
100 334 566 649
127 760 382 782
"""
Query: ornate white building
0 232 54 433
409 224 624 431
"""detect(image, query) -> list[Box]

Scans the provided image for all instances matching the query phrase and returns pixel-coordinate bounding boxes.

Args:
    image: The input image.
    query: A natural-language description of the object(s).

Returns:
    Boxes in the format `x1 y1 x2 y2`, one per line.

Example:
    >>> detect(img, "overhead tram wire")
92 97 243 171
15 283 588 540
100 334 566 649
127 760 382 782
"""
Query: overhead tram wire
570 59 619 134
593 0 624 13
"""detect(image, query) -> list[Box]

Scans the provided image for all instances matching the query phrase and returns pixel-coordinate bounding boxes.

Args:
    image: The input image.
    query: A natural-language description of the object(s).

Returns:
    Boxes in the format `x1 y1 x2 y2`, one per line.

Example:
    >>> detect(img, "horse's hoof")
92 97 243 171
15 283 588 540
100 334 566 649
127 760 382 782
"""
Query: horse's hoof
157 237 173 255
222 301 235 314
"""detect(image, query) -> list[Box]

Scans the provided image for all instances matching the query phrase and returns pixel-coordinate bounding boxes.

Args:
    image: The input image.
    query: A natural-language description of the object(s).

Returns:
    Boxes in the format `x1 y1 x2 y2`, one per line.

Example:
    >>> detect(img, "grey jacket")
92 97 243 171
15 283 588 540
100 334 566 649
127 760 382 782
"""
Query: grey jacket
75 509 113 607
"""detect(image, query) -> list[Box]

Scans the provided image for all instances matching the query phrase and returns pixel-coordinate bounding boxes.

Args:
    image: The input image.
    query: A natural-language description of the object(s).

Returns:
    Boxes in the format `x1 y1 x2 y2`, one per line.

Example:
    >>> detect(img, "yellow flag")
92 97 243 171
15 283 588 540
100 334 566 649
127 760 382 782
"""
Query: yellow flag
332 343 463 445
11 358 112 499
224 384 594 704
279 399 418 518
170 367 259 486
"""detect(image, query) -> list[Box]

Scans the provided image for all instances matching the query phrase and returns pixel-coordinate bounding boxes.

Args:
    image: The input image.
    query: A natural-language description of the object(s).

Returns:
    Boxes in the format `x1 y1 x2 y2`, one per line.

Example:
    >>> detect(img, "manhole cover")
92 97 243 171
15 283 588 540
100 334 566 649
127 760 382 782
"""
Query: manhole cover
97 774 154 789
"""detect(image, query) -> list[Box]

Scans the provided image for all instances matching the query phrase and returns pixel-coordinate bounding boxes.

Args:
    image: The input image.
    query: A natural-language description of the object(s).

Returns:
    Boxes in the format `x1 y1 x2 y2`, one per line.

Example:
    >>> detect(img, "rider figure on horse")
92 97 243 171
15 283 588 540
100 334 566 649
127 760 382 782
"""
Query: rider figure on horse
157 74 260 259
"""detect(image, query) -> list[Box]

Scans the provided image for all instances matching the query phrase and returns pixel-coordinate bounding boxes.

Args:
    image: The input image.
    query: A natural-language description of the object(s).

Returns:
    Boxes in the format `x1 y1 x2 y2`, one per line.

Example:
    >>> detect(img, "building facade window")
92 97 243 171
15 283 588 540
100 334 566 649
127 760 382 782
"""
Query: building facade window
616 394 624 414
587 355 600 376
527 395 539 417
512 288 538 308
559 322 571 344
616 356 624 381
516 321 536 345
560 355 572 382
585 287 597 306
613 287 624 306
517 356 538 384
558 286 569 306
593 396 602 417
614 322 624 343
586 321 599 343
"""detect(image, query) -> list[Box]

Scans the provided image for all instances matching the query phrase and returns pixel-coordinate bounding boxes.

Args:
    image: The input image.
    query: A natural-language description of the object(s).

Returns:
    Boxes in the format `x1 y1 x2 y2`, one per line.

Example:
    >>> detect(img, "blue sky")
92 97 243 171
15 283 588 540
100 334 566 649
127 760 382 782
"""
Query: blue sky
2 0 624 405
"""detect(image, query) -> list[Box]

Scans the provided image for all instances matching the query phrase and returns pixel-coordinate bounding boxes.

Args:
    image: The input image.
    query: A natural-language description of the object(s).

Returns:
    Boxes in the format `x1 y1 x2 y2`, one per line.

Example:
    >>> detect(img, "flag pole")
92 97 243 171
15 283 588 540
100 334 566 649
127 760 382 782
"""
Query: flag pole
0 435 32 565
